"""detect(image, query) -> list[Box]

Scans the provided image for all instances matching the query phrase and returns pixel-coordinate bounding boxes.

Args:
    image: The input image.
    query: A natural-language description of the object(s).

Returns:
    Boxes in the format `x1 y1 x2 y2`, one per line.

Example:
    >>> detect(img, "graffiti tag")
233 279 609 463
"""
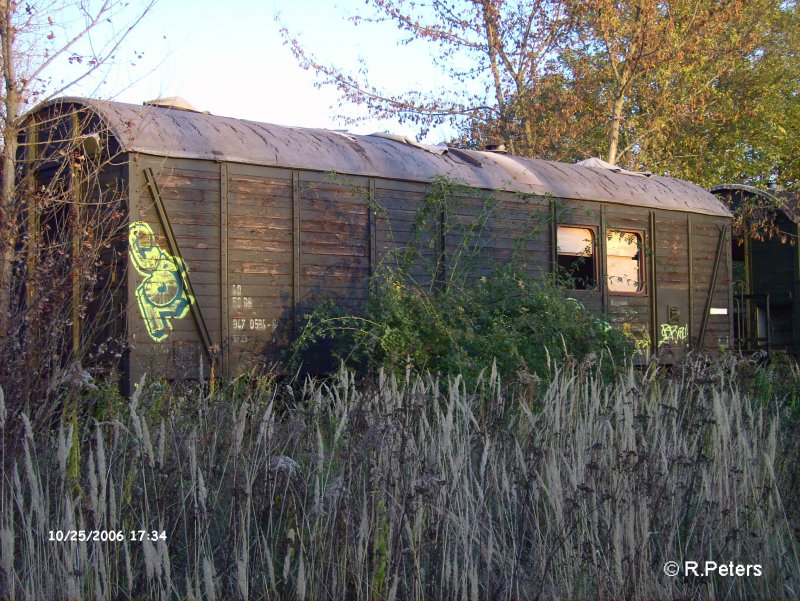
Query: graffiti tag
129 221 194 342
622 322 651 354
660 323 688 346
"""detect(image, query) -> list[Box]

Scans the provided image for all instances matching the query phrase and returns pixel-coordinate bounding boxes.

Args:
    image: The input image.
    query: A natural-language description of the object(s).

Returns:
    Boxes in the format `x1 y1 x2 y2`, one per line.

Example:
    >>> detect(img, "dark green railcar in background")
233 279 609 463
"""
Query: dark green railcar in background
711 184 800 355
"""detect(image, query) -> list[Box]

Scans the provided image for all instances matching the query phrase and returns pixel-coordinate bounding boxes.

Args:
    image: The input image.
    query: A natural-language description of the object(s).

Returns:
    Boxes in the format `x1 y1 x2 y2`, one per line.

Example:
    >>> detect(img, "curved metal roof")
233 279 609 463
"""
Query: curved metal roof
710 183 781 203
37 97 730 217
711 183 800 224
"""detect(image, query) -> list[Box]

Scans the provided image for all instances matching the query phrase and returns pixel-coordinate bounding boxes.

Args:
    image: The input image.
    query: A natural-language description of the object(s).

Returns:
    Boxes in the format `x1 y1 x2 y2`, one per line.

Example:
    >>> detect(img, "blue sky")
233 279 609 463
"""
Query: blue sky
52 0 454 142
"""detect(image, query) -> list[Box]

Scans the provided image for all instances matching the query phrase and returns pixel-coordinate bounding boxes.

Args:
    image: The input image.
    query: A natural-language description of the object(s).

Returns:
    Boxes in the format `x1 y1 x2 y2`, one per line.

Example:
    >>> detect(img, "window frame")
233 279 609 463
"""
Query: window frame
604 228 646 295
555 224 598 291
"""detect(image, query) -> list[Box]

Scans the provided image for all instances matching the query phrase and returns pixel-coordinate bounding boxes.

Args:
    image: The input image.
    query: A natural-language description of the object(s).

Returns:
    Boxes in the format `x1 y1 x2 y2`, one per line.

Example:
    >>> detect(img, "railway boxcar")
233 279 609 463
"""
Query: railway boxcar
711 184 800 354
20 97 733 388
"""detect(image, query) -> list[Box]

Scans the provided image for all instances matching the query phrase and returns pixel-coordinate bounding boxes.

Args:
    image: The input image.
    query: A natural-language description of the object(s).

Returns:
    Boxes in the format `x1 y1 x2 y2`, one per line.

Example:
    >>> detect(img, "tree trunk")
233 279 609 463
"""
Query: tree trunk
0 149 15 340
607 90 625 166
0 2 19 340
523 114 534 153
480 0 509 148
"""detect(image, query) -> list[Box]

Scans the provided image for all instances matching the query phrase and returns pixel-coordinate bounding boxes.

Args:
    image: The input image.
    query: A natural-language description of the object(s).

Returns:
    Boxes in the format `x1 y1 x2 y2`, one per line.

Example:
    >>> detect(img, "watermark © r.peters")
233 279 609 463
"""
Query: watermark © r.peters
663 560 762 578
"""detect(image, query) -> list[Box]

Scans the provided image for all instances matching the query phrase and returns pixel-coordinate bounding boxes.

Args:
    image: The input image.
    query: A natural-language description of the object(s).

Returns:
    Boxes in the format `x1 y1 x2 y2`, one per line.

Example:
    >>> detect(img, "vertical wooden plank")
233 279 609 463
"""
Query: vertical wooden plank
71 111 81 355
649 210 658 354
687 215 694 344
436 205 446 288
292 170 301 335
369 179 377 283
25 119 38 309
220 162 229 377
794 223 800 354
600 205 608 316
551 199 558 272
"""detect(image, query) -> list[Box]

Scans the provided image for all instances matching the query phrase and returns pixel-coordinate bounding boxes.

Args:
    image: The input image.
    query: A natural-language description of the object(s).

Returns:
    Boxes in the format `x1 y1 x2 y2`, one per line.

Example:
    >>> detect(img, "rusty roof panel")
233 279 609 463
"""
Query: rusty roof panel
40 97 731 217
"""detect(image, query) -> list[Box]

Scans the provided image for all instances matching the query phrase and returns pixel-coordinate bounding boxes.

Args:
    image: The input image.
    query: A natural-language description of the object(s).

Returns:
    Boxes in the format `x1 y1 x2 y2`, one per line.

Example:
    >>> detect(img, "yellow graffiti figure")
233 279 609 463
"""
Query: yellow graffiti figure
129 221 193 342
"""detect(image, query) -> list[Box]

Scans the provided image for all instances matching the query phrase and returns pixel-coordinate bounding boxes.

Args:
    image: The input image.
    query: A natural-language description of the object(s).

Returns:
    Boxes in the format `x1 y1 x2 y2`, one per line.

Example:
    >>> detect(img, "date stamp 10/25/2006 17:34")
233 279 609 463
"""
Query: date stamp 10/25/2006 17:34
48 530 166 543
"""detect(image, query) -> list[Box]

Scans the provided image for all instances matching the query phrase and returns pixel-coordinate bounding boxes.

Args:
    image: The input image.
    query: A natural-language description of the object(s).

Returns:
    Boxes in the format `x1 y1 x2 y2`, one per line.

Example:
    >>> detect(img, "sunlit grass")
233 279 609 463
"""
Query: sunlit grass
1 356 798 600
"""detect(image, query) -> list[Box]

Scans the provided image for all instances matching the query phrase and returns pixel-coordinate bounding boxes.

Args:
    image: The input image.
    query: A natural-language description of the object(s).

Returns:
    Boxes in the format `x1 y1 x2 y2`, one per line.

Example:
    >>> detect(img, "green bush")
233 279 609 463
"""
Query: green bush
291 266 633 385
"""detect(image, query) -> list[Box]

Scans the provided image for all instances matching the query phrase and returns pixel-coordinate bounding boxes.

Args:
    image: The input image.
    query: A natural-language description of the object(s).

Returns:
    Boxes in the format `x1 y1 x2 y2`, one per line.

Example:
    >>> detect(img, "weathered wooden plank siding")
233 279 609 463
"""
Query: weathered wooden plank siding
123 156 732 382
653 213 691 356
225 165 294 367
691 218 732 349
604 208 651 353
299 173 370 313
556 200 603 315
128 157 221 381
445 191 551 283
373 181 437 287
655 216 689 284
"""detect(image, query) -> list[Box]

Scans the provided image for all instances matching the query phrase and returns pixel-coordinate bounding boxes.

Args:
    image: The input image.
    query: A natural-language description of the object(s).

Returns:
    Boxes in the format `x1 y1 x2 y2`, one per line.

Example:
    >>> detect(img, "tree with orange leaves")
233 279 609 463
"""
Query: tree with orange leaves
282 0 577 155
284 0 798 191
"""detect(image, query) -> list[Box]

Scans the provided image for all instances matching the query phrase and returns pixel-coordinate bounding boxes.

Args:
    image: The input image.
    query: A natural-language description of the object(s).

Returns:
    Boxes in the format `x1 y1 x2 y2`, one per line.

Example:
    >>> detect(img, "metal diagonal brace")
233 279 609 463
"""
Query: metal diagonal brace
143 167 215 364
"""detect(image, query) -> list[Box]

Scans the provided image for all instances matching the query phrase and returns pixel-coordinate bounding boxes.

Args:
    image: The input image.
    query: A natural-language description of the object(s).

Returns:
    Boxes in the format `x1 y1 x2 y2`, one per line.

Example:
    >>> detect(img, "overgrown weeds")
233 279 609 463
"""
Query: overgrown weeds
291 268 632 387
1 356 798 600
291 177 633 386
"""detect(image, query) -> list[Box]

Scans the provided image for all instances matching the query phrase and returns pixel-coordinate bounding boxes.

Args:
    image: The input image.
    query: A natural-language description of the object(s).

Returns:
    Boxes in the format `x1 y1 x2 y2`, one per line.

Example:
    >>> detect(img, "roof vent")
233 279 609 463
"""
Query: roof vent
576 157 652 178
369 132 448 155
143 96 201 113
484 143 507 154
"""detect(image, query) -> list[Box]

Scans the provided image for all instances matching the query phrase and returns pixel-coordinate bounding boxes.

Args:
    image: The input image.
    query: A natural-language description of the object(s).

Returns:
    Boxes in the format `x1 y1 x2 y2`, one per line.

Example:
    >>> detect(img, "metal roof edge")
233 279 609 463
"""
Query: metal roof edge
710 183 782 205
711 183 797 223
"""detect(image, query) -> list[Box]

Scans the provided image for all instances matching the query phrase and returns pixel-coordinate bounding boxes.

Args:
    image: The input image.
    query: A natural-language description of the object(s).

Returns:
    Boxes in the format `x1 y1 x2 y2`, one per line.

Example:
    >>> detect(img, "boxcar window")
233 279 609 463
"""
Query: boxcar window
557 226 595 289
606 230 643 292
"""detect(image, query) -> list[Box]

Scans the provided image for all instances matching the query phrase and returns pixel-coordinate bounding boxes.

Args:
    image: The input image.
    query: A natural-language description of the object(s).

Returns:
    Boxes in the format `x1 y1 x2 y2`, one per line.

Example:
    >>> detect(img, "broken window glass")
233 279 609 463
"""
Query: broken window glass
606 230 642 292
557 226 595 289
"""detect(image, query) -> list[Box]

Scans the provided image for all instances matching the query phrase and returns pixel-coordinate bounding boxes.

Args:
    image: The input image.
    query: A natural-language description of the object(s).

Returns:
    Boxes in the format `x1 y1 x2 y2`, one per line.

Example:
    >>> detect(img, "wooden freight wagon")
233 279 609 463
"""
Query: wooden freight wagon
21 97 733 388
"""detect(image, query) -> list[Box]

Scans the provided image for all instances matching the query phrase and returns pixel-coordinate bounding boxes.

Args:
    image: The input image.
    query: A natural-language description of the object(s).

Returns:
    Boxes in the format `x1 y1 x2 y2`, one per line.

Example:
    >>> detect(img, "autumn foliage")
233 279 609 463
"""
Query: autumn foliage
283 0 799 190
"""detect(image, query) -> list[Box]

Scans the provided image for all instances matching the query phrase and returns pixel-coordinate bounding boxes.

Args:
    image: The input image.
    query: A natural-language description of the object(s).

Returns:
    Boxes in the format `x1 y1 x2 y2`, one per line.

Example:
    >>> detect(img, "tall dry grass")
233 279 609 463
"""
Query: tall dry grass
0 357 798 600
